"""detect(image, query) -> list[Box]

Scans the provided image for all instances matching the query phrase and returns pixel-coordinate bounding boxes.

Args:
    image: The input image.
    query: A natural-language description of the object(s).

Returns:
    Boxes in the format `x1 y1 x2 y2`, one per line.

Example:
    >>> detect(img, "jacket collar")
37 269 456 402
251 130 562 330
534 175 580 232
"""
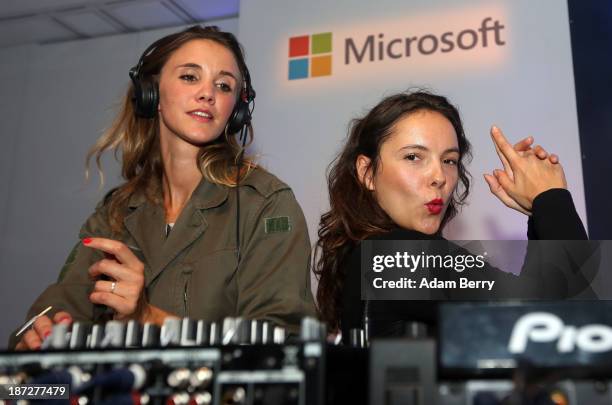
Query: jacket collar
126 177 229 210
123 177 230 286
189 178 230 210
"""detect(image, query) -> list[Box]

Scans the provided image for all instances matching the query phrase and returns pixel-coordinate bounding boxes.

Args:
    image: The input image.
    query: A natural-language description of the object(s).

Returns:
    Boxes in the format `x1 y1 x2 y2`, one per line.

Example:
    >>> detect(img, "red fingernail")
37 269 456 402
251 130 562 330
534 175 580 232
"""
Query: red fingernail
43 330 51 338
83 238 92 245
57 315 71 324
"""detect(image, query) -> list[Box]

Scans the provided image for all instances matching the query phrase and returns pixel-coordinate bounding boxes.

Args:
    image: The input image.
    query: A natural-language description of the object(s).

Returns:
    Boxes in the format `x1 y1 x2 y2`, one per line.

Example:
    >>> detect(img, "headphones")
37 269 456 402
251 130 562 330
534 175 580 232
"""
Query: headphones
128 31 256 136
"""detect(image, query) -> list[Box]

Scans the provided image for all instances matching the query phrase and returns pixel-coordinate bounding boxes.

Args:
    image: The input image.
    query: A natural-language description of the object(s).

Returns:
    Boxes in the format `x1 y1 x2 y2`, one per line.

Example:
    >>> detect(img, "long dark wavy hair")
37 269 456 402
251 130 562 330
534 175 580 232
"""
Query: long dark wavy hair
314 90 472 331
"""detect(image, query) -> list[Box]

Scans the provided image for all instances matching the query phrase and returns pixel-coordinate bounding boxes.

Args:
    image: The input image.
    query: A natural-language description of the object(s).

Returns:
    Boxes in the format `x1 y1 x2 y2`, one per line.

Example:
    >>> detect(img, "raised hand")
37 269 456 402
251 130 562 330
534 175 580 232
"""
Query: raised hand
484 126 566 214
485 132 558 215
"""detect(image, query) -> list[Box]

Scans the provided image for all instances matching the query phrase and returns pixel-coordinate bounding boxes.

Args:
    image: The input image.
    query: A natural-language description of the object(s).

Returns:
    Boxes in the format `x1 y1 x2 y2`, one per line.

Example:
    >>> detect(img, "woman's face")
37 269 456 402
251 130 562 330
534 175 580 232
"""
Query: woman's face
360 110 460 235
157 39 240 146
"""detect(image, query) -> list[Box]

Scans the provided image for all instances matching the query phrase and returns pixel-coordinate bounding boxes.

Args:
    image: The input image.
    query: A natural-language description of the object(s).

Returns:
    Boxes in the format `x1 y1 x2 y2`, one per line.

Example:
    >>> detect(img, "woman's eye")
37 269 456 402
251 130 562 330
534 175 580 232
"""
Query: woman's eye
404 153 419 161
216 82 233 92
179 74 197 82
444 158 458 166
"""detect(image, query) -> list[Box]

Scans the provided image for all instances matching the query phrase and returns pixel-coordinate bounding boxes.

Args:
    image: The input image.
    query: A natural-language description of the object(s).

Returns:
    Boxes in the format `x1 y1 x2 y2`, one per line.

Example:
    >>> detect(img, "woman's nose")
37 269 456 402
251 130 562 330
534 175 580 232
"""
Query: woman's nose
430 163 446 188
196 84 215 104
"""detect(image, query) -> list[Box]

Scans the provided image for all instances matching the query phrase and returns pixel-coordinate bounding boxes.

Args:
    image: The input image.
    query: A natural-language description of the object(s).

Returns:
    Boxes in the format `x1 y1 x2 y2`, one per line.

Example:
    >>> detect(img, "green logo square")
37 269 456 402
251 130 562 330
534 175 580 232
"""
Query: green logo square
311 32 332 54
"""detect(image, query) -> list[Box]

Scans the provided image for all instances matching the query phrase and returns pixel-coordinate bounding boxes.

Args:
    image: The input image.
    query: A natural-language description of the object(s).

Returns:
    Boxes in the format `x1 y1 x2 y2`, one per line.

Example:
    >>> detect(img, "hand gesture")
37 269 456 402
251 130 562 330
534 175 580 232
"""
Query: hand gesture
484 126 567 214
84 237 146 321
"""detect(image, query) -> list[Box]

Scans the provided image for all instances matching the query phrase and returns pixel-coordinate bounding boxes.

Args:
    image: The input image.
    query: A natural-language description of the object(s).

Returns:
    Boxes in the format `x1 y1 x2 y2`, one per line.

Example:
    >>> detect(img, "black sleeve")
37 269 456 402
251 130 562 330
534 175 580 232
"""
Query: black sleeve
527 188 588 240
340 230 442 342
340 245 366 342
524 189 597 299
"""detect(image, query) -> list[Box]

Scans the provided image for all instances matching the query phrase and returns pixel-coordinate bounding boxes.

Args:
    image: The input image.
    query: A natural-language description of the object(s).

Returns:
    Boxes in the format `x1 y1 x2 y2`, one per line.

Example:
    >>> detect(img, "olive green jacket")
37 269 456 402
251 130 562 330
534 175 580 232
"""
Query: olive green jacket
9 168 316 348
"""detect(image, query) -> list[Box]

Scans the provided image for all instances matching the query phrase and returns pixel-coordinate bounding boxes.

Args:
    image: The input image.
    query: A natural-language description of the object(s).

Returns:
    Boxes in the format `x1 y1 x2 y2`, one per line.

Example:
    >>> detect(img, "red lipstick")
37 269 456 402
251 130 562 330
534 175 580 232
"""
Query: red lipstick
425 198 443 215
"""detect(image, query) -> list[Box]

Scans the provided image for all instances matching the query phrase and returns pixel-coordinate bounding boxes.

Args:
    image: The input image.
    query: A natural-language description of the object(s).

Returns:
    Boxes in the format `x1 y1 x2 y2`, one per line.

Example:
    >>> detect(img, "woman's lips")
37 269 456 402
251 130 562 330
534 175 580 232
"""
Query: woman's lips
187 110 213 122
425 198 443 215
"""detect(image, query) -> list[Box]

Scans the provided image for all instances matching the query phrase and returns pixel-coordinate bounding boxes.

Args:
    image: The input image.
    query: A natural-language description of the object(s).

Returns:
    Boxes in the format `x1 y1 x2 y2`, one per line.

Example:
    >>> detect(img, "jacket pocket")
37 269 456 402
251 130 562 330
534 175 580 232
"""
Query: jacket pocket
184 250 238 320
181 266 194 317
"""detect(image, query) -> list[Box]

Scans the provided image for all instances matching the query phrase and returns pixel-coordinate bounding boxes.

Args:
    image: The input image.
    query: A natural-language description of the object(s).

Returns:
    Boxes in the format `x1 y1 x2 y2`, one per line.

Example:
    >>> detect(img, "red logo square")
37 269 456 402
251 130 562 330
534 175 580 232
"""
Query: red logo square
289 35 309 57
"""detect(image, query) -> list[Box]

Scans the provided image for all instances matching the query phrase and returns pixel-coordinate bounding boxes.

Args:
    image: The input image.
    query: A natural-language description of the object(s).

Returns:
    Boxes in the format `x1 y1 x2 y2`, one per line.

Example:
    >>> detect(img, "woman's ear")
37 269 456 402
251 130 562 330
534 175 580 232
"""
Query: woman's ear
356 154 375 191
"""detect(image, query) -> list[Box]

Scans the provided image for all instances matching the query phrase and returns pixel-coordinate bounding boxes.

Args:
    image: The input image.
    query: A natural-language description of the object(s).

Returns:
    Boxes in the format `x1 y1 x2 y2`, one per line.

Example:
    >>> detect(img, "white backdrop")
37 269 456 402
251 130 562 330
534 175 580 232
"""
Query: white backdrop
238 0 586 241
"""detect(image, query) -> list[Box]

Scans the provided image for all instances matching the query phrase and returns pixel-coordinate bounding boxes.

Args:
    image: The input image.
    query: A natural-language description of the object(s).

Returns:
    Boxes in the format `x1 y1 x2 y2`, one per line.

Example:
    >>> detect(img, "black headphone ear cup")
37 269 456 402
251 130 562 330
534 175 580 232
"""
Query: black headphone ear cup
136 78 159 119
226 101 251 135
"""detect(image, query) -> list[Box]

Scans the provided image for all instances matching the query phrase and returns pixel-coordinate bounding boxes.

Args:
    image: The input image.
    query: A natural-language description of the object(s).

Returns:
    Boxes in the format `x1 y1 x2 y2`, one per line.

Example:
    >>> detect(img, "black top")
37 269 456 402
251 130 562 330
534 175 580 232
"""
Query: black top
339 189 589 341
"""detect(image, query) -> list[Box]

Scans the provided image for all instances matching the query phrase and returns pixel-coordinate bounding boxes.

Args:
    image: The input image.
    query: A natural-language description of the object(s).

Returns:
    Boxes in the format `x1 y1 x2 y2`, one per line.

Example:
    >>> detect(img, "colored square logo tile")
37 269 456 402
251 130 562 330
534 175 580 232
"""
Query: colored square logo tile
311 55 332 77
289 35 309 57
311 32 332 54
288 58 309 80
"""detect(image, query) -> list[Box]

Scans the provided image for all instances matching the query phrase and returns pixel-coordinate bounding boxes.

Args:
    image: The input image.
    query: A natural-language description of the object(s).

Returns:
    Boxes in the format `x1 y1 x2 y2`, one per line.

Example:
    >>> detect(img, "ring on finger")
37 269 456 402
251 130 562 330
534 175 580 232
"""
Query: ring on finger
110 281 117 294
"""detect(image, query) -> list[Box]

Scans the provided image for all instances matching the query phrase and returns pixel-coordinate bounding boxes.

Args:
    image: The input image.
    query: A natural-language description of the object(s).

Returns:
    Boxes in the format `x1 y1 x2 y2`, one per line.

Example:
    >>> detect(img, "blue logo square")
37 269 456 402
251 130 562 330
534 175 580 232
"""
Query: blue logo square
288 58 309 80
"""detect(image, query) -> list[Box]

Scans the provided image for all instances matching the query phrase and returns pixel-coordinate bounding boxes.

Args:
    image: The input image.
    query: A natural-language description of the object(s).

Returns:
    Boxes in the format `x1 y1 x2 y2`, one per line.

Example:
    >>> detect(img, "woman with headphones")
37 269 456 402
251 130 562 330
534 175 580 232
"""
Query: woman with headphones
12 26 316 350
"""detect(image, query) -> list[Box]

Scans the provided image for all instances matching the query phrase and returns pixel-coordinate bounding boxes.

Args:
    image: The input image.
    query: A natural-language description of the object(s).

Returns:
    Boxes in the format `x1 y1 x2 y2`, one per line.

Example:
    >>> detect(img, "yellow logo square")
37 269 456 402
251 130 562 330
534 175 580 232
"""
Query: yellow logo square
311 55 332 77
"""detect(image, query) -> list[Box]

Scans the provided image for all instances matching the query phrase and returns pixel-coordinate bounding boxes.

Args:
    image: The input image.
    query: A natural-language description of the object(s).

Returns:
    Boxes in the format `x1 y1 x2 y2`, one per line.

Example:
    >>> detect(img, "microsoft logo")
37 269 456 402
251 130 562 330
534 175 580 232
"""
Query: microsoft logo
288 32 332 80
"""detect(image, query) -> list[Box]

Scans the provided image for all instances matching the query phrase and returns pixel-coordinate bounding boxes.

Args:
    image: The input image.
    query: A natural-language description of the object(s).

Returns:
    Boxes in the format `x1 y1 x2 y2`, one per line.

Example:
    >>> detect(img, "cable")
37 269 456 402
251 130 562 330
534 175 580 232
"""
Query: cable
235 124 248 264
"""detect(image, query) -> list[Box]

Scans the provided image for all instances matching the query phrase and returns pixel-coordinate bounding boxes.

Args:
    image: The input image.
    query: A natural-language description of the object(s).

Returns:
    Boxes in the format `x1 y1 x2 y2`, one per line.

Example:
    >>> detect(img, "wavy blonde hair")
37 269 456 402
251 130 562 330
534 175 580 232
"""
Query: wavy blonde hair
87 26 256 235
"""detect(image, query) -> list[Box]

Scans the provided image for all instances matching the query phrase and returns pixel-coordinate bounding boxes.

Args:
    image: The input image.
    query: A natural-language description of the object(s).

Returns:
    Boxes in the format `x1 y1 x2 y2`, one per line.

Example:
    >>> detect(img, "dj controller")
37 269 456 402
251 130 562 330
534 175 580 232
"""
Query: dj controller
1 302 612 404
